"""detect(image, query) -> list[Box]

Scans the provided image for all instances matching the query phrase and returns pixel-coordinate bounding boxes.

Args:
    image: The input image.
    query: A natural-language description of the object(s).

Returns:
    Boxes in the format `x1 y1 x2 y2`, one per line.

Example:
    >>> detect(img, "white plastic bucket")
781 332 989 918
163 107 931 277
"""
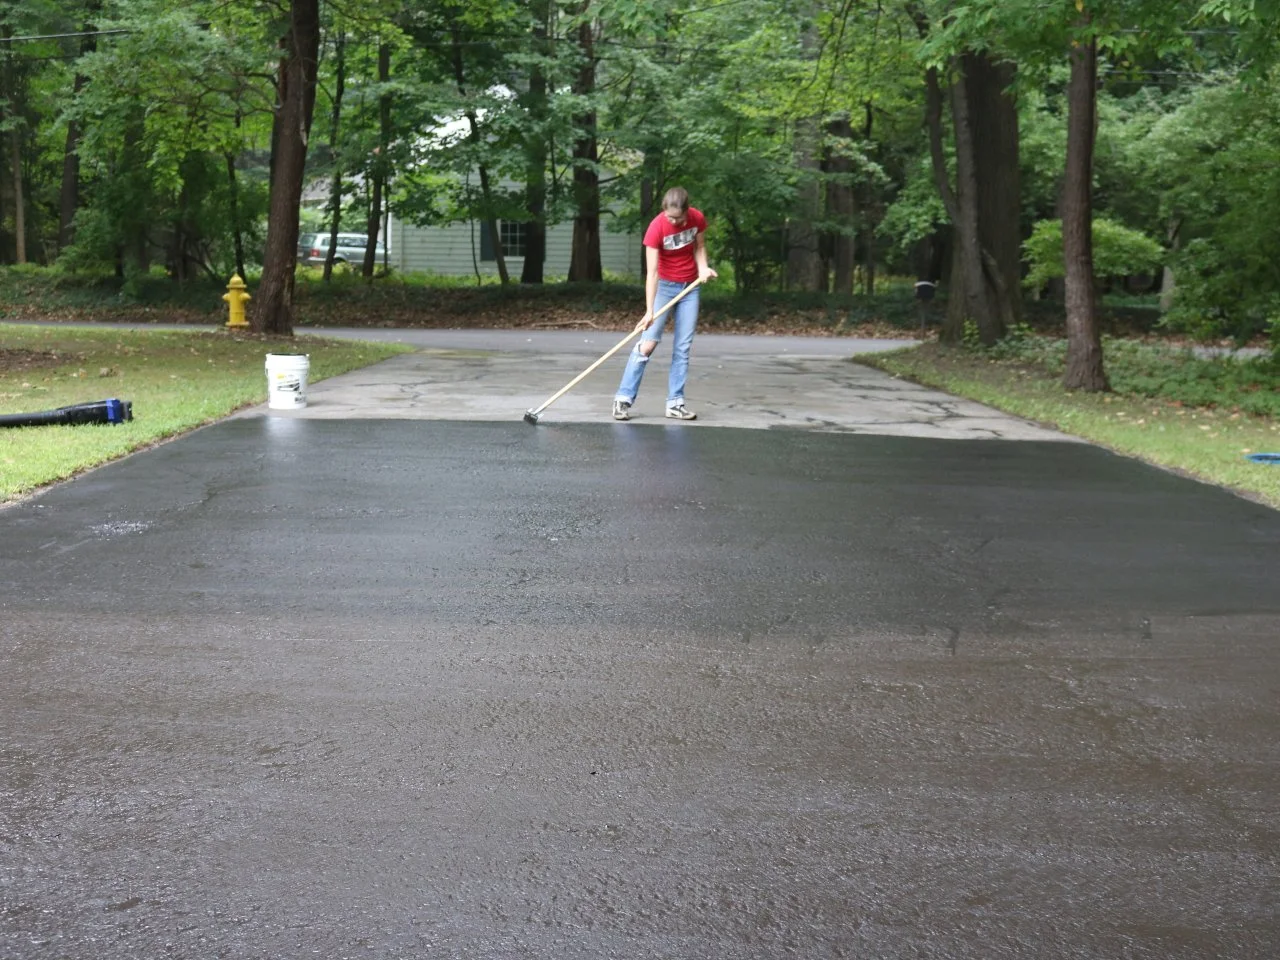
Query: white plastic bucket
265 353 310 409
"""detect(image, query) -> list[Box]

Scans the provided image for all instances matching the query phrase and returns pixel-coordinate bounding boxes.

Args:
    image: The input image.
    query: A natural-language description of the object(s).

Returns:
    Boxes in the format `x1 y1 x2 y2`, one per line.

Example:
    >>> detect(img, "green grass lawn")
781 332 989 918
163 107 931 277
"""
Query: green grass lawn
860 338 1280 509
0 324 411 502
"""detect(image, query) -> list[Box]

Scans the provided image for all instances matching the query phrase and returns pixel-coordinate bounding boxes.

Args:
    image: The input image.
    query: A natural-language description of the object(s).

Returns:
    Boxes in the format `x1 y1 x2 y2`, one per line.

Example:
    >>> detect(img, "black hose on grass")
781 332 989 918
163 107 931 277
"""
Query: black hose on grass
0 399 133 428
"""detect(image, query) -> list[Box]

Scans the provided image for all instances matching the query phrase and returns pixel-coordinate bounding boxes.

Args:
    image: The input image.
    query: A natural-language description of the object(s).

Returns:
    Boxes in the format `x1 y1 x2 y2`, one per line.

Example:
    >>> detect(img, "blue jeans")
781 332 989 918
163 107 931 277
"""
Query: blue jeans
614 279 700 407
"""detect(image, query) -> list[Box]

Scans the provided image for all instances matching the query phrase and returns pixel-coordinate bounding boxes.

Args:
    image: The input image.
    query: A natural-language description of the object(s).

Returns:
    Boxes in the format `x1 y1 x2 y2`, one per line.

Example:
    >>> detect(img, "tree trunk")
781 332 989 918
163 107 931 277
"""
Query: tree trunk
57 8 98 252
521 162 547 284
787 20 825 293
946 59 991 343
225 150 246 279
323 30 346 283
9 127 24 265
169 163 190 282
825 115 855 296
363 41 391 281
122 112 149 272
58 79 88 253
639 178 654 282
521 0 550 284
969 55 1021 331
639 146 663 281
450 26 509 284
787 114 825 292
1062 30 1108 391
930 54 1019 345
1 28 24 265
861 101 877 295
480 178 509 284
254 0 321 335
1158 217 1181 312
568 14 601 283
226 103 247 279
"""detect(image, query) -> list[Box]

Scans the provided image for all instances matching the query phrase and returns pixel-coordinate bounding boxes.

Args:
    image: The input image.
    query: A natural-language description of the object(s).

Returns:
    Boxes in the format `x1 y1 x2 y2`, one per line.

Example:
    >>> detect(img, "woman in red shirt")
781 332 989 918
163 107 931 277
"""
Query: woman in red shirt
613 186 717 421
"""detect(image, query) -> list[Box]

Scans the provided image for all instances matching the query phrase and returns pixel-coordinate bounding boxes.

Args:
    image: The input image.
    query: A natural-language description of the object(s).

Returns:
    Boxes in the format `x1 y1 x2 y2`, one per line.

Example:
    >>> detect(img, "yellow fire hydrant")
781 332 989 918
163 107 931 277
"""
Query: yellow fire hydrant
223 274 251 329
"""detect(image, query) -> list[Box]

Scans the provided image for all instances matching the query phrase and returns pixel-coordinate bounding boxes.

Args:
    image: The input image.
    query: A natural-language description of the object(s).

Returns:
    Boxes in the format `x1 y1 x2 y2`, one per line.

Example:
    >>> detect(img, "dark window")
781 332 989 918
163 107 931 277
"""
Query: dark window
480 220 528 260
500 220 527 257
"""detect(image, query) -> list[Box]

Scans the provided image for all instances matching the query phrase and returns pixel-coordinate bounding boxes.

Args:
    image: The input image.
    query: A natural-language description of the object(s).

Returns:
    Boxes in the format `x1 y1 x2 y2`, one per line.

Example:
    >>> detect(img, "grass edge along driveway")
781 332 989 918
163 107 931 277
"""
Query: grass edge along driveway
859 342 1280 510
0 324 412 503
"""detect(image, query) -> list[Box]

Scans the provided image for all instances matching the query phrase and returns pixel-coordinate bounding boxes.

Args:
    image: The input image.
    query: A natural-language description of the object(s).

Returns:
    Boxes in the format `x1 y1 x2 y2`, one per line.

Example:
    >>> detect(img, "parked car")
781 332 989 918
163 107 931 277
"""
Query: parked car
297 232 388 267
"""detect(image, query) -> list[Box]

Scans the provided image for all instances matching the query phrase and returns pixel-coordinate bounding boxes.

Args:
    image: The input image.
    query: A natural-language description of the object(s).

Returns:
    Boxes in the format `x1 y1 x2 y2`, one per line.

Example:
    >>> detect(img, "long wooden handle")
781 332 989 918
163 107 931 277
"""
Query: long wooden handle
529 278 704 417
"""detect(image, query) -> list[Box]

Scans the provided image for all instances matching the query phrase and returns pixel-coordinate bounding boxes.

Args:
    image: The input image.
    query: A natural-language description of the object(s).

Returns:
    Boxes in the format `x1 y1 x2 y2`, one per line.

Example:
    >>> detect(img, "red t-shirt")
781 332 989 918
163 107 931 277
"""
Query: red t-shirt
644 207 707 283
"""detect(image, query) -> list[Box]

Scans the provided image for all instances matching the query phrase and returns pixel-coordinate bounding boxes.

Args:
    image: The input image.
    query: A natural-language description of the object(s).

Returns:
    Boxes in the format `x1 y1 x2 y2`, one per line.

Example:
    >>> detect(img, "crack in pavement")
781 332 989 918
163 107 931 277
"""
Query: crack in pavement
238 346 1073 442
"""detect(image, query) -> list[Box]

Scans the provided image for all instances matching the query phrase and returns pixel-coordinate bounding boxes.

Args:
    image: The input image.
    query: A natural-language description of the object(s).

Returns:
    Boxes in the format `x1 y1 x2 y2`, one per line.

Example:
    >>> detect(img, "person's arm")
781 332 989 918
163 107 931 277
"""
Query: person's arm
635 246 660 331
695 232 718 283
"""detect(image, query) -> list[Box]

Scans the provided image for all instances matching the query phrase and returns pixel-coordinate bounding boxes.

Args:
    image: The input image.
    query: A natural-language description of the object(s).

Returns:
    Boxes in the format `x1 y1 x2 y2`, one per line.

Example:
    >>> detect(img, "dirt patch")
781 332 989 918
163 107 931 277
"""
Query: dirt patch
0 349 72 375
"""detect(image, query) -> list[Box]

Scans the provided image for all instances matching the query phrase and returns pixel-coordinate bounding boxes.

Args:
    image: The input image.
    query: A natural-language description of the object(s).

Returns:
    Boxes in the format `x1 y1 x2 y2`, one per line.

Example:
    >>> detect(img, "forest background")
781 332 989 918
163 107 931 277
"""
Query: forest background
0 0 1278 393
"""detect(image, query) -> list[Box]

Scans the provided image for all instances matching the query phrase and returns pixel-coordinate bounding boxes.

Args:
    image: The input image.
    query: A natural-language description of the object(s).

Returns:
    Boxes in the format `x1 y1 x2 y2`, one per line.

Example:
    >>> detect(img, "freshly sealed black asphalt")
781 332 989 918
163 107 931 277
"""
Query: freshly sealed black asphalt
2 419 1279 959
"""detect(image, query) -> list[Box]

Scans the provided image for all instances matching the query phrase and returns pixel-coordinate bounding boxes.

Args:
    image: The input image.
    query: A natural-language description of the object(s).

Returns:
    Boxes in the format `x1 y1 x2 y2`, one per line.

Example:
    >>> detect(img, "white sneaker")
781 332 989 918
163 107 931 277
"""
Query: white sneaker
612 400 632 421
665 403 697 421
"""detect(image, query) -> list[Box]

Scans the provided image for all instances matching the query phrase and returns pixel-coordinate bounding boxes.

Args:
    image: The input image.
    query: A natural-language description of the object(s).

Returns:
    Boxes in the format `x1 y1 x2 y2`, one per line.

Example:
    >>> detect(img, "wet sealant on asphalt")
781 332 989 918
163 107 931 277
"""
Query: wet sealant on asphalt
2 408 1279 957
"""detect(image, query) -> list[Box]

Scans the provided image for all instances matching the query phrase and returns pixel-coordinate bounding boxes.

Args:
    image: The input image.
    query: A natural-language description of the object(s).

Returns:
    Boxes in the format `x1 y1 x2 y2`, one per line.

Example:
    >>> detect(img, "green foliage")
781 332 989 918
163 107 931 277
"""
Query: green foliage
961 331 1280 417
0 0 1274 349
1103 340 1280 415
878 158 948 252
1023 218 1164 289
1197 0 1280 76
1136 75 1280 351
47 0 275 278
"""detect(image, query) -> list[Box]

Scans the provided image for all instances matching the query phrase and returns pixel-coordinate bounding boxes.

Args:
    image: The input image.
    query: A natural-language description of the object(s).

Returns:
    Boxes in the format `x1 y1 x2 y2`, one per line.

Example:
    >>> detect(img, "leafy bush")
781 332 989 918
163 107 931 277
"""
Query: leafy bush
1102 340 1280 417
1023 218 1165 290
971 332 1280 417
1164 239 1280 348
1116 77 1280 356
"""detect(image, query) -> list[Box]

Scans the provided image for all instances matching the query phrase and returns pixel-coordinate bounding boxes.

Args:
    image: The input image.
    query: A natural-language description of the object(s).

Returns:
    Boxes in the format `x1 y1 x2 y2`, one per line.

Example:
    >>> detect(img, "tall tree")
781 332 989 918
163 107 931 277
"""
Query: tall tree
58 1 99 253
824 114 855 295
567 5 601 283
449 20 509 284
323 29 347 283
62 0 272 280
519 0 551 284
363 39 392 280
785 22 825 292
913 6 1021 345
946 53 1020 344
787 115 826 291
1 20 27 264
225 107 247 280
254 0 321 335
925 0 1197 382
1061 22 1106 389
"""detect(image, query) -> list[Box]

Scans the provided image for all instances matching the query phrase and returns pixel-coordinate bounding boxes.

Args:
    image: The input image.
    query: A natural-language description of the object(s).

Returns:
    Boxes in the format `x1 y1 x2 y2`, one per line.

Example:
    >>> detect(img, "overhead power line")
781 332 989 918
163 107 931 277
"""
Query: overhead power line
681 0 763 14
0 28 132 44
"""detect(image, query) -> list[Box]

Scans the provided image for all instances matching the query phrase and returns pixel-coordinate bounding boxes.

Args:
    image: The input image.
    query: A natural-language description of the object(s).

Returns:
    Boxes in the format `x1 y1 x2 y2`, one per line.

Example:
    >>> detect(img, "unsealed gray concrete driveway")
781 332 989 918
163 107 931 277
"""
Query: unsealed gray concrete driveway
267 329 1068 439
3 329 1279 959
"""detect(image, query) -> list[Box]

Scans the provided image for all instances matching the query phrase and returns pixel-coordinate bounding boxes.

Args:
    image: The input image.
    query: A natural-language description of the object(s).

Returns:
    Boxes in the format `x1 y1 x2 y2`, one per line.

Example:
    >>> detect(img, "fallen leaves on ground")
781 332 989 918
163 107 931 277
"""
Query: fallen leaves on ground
0 349 77 375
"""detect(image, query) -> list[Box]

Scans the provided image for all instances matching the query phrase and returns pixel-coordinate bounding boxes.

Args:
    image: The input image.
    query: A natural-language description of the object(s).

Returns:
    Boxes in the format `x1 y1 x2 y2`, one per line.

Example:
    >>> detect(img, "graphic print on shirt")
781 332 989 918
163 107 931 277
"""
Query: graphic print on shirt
663 227 698 251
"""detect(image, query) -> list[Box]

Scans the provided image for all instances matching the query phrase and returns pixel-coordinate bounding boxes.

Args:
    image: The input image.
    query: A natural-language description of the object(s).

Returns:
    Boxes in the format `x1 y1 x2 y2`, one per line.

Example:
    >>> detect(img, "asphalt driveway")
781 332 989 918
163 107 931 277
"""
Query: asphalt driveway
2 333 1278 959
